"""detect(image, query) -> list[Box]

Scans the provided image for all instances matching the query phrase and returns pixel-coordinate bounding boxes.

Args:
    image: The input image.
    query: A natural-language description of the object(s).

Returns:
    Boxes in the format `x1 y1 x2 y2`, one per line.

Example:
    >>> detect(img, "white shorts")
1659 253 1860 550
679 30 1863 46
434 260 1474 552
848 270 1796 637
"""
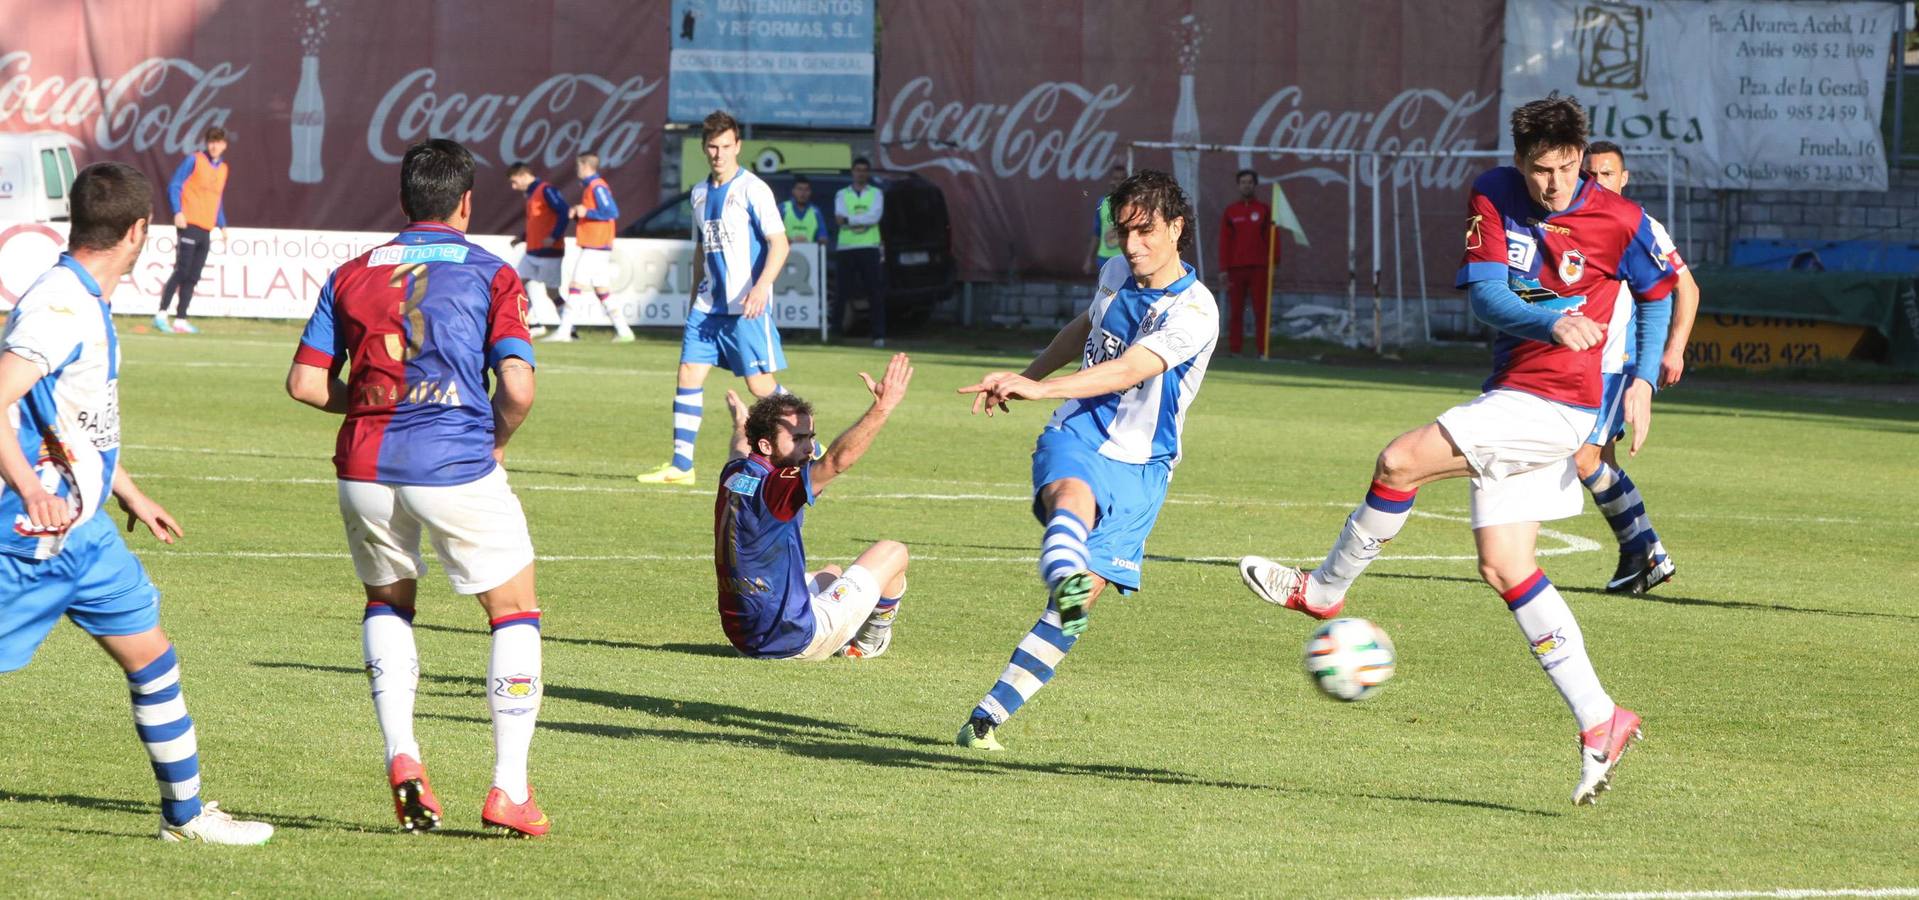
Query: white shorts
1434 389 1598 529
790 565 882 661
337 466 536 595
570 247 614 289
516 253 562 287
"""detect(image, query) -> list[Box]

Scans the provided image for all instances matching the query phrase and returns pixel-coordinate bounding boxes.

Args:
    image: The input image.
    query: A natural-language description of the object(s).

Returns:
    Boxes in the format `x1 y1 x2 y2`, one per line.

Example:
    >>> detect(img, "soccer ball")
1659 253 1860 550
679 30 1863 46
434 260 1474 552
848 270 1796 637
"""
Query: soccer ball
1304 617 1396 702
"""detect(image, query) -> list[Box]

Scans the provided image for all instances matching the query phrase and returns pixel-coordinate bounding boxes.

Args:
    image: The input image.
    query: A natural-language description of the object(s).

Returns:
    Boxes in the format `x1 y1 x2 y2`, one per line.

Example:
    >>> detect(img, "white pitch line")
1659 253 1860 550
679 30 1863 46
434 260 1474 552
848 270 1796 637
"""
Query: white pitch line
1408 889 1919 900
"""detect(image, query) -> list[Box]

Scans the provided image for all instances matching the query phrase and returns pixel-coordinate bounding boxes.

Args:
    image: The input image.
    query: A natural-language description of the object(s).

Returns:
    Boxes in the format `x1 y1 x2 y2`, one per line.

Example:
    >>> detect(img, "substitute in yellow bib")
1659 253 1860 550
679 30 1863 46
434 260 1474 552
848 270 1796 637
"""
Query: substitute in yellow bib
833 158 886 346
781 175 826 244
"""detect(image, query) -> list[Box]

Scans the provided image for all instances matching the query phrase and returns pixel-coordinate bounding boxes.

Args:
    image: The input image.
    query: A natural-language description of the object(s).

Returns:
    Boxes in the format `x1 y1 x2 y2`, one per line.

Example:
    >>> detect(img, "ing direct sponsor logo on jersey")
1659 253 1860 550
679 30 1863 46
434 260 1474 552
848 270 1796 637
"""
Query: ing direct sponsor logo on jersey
369 244 469 267
725 471 763 496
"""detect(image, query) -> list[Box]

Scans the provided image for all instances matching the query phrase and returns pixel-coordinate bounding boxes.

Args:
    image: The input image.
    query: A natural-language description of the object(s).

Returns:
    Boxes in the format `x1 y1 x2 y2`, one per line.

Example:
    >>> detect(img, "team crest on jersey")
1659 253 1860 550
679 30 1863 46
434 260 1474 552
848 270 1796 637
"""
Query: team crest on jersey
1558 249 1585 283
493 674 540 699
1505 233 1538 270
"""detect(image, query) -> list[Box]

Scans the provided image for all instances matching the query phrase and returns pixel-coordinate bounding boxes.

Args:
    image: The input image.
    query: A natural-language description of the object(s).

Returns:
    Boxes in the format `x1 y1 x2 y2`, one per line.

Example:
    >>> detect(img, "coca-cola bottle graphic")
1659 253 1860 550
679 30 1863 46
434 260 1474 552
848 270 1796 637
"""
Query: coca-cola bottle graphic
289 1 330 184
1171 14 1203 265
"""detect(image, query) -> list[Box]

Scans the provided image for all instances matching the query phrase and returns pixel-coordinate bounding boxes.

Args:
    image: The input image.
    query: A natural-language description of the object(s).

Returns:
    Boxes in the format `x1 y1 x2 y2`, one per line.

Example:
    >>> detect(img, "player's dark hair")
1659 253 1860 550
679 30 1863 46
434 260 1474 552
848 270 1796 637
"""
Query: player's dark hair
851 157 871 169
203 125 228 144
1510 93 1588 162
1236 168 1258 182
1107 168 1193 253
702 110 741 144
792 174 810 186
1586 140 1626 167
67 162 151 252
576 152 600 170
746 394 815 454
400 139 474 222
506 161 533 177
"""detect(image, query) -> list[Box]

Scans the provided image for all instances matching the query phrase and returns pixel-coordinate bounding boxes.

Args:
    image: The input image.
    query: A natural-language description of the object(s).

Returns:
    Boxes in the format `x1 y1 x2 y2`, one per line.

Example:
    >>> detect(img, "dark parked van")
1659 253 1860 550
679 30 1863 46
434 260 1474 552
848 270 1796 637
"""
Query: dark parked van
622 167 957 331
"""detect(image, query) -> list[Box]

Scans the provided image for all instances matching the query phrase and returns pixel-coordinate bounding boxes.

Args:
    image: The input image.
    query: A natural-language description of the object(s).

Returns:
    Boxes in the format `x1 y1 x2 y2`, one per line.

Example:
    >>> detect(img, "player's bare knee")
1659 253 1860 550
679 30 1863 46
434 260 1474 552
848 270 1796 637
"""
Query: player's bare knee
1573 443 1603 479
1039 478 1093 511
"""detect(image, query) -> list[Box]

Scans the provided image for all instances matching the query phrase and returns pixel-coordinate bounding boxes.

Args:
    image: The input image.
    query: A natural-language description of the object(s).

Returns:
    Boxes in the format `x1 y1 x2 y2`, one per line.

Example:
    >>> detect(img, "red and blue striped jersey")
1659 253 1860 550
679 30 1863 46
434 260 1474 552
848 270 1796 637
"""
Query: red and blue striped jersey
1455 167 1677 409
713 454 816 658
293 222 535 486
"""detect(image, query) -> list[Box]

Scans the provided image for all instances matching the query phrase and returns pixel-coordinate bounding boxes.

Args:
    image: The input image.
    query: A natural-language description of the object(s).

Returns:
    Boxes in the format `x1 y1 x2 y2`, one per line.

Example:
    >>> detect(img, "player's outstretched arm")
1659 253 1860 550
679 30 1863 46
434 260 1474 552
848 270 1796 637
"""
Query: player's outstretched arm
1022 309 1093 381
811 353 913 491
725 389 751 461
0 354 70 533
490 358 535 463
1660 268 1700 388
285 361 349 413
111 467 182 545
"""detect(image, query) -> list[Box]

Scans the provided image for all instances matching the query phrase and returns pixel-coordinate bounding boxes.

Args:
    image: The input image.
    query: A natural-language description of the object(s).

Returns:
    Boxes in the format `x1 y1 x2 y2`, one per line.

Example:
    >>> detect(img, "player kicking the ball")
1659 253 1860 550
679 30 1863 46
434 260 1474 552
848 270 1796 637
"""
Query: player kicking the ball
0 162 271 844
712 354 913 660
287 139 549 836
636 110 792 487
955 169 1217 751
1578 141 1700 595
1239 95 1675 805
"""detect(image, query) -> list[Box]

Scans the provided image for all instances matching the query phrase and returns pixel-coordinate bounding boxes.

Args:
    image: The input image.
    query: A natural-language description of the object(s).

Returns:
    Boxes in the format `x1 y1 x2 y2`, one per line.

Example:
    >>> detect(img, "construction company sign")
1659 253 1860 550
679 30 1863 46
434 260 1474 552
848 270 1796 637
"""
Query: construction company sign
875 0 1505 286
1502 0 1900 190
0 0 670 238
0 221 824 332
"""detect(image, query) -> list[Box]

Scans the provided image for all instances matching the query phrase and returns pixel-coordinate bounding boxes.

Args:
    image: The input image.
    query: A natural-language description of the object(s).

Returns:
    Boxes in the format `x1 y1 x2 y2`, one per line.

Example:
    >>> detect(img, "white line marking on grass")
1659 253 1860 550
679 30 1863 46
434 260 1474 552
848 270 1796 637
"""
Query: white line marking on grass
1409 889 1919 900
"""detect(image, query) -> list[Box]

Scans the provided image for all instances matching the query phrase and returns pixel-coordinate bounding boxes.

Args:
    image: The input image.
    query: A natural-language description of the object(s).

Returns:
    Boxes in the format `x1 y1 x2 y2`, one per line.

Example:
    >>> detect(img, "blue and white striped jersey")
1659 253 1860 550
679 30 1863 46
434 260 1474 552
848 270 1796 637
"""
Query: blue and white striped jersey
0 255 121 560
1046 256 1218 466
690 169 785 315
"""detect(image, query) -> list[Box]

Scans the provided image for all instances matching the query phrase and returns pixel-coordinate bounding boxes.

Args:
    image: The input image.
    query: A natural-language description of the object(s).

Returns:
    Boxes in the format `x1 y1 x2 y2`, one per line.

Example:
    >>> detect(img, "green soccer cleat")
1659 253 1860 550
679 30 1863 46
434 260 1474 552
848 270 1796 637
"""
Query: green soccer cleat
956 715 1004 751
1050 571 1097 637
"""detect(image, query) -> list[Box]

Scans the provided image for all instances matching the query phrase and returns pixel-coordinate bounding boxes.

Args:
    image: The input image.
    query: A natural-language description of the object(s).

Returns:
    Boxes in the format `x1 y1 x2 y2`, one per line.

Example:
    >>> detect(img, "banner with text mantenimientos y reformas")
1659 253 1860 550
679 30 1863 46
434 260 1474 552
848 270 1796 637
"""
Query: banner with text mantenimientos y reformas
1502 0 1901 191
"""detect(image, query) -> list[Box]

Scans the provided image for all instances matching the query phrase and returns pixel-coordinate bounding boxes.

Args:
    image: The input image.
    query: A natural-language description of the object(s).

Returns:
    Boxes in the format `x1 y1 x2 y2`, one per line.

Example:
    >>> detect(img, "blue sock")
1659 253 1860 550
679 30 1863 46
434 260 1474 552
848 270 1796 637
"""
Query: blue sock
973 599 1079 725
1582 464 1660 554
671 387 702 471
128 646 202 826
1038 509 1090 588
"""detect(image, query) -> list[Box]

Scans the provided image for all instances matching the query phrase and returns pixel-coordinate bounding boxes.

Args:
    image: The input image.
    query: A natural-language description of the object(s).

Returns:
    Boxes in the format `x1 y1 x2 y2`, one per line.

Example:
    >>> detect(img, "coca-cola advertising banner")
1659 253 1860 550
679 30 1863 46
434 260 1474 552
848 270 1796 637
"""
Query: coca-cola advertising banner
875 0 1505 287
0 0 667 239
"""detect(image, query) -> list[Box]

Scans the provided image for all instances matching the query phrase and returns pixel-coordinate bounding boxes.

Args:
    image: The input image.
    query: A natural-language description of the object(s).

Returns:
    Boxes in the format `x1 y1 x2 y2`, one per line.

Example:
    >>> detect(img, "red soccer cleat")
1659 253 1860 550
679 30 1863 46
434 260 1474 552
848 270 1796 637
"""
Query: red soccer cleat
388 754 442 833
482 786 551 837
1573 706 1644 805
1238 556 1345 620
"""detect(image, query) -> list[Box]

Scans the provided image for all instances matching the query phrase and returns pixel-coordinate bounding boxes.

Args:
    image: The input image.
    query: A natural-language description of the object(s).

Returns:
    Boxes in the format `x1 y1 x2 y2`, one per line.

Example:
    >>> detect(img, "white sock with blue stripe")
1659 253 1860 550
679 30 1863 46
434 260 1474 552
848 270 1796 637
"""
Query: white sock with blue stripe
1038 509 1090 588
127 646 201 826
363 601 420 763
488 611 543 804
671 387 702 472
972 599 1079 725
1581 464 1662 555
1503 570 1613 731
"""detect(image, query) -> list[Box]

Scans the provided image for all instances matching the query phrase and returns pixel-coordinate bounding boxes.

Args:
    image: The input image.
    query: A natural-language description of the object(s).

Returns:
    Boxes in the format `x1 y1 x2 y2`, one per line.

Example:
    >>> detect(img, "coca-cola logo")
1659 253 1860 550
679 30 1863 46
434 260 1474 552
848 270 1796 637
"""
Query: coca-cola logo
1235 87 1496 191
878 76 1130 181
0 52 244 154
367 69 660 169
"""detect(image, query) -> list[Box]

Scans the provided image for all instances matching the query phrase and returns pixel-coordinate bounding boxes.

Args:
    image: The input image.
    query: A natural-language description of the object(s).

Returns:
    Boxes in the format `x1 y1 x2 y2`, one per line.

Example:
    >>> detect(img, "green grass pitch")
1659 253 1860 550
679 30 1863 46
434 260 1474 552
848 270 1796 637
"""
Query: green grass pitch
2 321 1913 897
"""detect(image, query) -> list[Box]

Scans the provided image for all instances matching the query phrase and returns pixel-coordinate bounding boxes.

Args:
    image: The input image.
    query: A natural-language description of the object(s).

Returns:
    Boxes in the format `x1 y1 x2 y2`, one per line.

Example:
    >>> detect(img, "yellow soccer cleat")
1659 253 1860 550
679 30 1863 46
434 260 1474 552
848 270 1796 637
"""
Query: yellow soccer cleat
635 462 696 486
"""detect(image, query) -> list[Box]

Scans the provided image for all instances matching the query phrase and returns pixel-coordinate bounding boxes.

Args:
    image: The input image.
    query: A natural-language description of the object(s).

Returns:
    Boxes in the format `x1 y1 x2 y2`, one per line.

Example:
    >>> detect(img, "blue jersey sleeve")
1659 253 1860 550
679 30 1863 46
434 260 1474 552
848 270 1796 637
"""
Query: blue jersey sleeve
586 184 619 220
1468 279 1560 344
294 274 341 368
1630 288 1671 387
542 185 569 244
166 156 194 214
1619 214 1678 300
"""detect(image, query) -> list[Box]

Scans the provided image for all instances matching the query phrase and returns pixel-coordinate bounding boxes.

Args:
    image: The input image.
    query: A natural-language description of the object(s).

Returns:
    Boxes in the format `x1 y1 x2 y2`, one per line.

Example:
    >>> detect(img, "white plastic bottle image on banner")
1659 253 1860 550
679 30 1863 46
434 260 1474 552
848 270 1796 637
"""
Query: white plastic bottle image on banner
290 1 331 184
1170 13 1203 268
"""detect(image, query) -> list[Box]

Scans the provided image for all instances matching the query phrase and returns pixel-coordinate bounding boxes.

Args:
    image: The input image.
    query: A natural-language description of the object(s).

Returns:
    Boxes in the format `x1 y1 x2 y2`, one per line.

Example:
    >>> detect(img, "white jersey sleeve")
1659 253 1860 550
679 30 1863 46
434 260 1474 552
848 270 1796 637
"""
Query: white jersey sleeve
3 285 87 376
1135 288 1218 371
748 177 784 238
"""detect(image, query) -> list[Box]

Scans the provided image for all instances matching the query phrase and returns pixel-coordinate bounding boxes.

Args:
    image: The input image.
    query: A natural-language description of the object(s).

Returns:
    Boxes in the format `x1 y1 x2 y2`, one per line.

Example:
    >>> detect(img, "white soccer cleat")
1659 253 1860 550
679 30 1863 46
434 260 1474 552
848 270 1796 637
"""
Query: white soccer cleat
1238 556 1344 620
527 325 549 338
157 801 274 845
1572 706 1644 806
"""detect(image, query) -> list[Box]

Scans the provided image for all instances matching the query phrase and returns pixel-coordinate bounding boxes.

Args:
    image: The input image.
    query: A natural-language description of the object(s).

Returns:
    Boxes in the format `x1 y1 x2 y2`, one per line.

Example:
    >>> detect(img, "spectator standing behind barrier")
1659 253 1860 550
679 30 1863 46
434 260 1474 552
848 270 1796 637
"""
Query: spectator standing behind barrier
155 126 229 335
1083 164 1126 275
781 175 827 244
834 158 886 347
1217 168 1279 357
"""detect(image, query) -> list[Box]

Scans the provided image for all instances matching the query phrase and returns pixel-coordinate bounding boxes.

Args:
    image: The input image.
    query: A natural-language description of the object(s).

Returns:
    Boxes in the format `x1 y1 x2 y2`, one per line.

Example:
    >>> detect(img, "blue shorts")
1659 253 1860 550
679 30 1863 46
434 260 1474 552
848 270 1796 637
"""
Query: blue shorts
1586 372 1631 446
1029 427 1172 594
681 306 786 377
0 516 161 673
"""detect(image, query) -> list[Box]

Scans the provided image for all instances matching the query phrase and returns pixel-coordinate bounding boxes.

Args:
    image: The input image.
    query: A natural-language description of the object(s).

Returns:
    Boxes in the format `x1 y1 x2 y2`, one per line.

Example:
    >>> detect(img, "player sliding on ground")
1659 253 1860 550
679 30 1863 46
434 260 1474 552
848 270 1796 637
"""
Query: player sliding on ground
954 169 1217 751
0 162 272 844
1239 95 1676 806
637 110 793 487
1577 141 1700 595
712 354 913 660
286 139 550 836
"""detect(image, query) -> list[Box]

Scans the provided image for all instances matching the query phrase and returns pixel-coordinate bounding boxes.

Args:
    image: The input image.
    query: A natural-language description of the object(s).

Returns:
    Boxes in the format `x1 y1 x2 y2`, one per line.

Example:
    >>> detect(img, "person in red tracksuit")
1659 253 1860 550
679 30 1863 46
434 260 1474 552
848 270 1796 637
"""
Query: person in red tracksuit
1217 169 1280 356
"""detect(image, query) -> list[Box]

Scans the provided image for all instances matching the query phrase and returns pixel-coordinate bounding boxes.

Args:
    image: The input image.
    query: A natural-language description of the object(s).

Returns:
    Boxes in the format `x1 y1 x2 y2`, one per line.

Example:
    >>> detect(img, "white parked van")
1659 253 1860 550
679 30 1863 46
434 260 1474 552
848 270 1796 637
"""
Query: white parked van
0 131 79 223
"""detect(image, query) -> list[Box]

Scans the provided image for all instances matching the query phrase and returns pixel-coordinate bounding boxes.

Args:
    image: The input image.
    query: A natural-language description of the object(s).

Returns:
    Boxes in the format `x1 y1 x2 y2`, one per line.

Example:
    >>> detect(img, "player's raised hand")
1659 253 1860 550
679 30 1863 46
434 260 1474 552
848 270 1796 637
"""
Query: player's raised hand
725 388 750 425
116 491 183 545
742 283 772 319
860 353 914 413
1624 377 1654 457
1550 314 1605 351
